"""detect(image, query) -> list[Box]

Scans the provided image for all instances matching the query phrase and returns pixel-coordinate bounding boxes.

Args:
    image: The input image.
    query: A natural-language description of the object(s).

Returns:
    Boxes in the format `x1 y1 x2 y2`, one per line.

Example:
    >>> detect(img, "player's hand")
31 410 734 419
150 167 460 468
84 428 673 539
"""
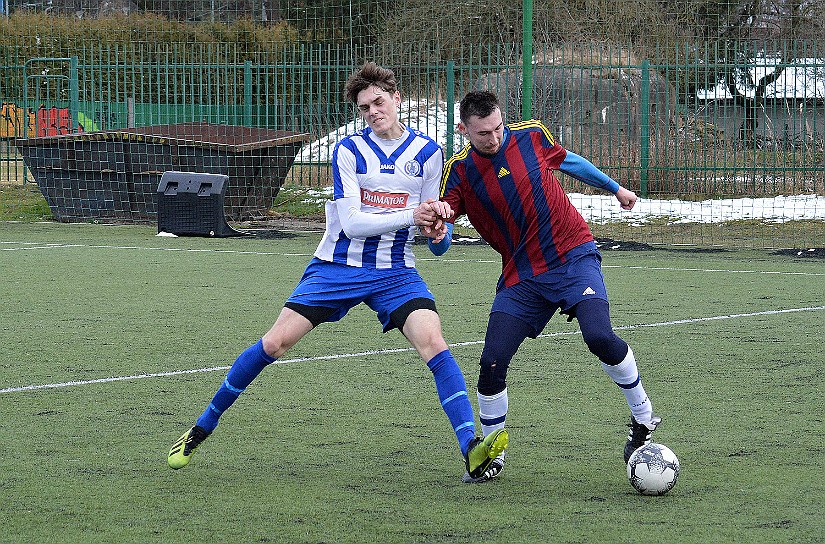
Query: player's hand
414 199 453 234
423 221 449 243
426 199 453 222
615 187 637 210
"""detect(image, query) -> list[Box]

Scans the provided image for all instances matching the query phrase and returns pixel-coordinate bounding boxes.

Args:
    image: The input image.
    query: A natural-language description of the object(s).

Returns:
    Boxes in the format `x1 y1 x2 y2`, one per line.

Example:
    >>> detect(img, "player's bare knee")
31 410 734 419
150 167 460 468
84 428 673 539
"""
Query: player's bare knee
260 333 288 358
261 326 306 358
405 321 449 360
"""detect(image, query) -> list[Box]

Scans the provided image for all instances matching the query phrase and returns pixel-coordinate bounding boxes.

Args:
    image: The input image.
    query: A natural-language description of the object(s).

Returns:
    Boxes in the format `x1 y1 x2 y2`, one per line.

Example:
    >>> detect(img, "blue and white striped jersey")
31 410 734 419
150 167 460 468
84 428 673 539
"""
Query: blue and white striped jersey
314 126 444 268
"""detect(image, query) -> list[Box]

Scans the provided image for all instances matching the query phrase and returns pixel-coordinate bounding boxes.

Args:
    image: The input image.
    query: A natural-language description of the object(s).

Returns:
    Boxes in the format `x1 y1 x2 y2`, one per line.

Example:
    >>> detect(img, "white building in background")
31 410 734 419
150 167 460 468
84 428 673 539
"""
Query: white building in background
695 56 825 146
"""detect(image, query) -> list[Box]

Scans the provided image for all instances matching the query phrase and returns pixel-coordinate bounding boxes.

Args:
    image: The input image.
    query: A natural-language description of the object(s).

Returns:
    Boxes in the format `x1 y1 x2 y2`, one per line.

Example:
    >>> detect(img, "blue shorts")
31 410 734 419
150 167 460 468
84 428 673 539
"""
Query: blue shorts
491 243 608 338
285 258 435 332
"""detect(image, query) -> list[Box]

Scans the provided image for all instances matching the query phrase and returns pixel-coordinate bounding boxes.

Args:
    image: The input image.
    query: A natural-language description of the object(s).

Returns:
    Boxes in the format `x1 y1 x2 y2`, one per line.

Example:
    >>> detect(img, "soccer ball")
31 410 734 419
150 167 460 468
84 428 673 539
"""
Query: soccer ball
626 443 680 495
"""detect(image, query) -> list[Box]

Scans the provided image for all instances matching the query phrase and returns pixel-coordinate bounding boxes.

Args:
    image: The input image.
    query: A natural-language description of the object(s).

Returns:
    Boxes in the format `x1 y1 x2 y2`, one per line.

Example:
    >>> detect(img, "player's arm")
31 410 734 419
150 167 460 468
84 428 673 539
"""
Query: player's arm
427 222 453 256
559 151 620 193
427 154 466 256
411 144 453 253
332 139 418 238
336 196 415 238
559 151 637 210
338 196 456 239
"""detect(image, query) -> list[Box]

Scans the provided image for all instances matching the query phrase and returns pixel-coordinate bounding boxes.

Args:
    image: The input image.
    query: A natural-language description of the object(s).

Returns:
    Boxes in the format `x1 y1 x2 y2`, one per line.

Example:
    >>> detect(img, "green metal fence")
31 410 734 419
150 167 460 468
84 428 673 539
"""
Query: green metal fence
1 2 824 247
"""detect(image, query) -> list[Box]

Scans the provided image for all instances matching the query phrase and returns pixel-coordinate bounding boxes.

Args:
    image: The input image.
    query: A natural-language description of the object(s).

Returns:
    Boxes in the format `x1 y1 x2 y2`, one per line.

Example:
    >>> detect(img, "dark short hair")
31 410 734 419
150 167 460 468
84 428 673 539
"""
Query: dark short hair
344 62 399 104
459 90 500 123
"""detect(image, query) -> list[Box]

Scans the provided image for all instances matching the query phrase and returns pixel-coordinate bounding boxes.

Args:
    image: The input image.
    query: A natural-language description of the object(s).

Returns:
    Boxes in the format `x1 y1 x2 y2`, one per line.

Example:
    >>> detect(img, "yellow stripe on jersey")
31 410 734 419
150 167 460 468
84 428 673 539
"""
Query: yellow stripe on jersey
440 144 472 197
509 119 556 146
440 120 556 197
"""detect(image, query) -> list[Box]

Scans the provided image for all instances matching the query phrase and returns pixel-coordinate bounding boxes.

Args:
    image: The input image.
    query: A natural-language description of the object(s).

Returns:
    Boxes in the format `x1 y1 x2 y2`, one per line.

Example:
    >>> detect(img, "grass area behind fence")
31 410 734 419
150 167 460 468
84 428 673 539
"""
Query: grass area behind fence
1 222 823 543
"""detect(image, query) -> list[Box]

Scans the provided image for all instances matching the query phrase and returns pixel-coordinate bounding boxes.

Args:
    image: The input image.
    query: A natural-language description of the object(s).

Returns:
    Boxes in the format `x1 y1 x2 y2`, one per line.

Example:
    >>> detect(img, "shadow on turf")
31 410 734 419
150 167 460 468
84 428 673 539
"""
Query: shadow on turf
770 247 825 259
234 229 300 239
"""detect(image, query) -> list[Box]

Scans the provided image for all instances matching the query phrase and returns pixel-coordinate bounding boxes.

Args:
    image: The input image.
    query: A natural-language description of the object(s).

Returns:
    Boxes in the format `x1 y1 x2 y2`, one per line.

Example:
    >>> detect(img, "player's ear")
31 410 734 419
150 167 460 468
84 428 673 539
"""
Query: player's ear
457 122 467 136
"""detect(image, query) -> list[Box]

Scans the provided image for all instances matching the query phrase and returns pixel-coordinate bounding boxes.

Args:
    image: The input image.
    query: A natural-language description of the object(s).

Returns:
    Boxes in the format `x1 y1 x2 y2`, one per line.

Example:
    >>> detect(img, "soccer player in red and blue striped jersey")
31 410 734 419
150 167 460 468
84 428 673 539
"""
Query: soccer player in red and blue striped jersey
434 90 661 482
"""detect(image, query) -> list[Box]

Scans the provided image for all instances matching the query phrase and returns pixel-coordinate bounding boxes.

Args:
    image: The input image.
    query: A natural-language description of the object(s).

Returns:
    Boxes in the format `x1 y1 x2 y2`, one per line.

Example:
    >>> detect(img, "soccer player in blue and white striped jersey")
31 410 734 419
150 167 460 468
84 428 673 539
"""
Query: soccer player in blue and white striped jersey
167 63 507 480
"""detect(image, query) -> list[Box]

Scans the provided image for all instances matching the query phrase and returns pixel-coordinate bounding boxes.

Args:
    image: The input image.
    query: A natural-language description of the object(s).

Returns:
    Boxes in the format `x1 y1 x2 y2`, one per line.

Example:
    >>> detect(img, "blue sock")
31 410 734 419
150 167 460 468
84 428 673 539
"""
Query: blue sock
427 349 476 456
196 339 275 433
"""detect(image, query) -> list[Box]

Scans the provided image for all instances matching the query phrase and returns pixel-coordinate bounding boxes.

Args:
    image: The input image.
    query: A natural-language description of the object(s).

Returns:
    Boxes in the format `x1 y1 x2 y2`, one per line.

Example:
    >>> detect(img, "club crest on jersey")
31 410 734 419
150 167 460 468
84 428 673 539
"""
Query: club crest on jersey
361 188 409 209
403 160 422 177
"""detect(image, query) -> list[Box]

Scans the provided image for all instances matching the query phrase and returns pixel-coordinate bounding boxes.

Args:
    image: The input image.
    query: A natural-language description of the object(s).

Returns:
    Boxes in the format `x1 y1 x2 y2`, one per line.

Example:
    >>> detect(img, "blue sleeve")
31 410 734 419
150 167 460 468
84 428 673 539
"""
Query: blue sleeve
559 151 620 194
427 222 453 256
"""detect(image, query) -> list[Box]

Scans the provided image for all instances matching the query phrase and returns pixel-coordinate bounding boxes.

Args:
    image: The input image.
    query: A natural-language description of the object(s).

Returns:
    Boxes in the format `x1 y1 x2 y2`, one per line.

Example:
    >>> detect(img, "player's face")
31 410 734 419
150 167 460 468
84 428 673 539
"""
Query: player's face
356 85 403 139
460 107 505 155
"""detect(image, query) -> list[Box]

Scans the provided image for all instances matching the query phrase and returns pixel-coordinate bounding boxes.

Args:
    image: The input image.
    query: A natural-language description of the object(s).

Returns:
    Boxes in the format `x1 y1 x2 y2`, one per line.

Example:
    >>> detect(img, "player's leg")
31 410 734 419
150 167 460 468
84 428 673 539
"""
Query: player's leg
463 279 550 482
198 257 357 436
168 307 315 469
402 307 509 479
455 311 534 482
399 305 478 455
572 298 660 461
386 295 507 479
479 279 551 439
198 307 315 433
369 270 479 456
476 311 534 435
169 258 349 469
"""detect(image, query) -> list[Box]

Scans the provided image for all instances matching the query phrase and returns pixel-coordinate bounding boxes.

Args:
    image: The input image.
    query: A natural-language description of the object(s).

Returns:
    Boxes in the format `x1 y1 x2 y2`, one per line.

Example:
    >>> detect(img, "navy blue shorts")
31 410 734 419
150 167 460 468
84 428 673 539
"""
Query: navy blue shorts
285 258 435 332
490 243 608 338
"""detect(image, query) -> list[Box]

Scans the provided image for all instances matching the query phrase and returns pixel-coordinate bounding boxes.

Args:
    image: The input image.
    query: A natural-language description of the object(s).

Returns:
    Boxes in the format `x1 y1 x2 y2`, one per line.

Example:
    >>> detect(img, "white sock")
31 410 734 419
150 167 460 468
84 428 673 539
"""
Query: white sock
477 388 508 437
600 347 653 423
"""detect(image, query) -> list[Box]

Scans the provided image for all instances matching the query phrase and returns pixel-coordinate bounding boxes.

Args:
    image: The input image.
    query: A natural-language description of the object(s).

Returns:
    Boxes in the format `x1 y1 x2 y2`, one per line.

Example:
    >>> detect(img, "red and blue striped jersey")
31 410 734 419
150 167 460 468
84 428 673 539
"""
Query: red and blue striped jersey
440 120 593 289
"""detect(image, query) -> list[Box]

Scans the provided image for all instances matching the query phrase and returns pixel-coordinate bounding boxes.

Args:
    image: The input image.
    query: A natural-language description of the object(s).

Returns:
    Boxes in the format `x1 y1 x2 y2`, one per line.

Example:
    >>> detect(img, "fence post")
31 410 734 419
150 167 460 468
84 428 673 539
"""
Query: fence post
446 60 455 159
522 0 533 121
244 60 253 126
640 58 650 198
70 56 79 132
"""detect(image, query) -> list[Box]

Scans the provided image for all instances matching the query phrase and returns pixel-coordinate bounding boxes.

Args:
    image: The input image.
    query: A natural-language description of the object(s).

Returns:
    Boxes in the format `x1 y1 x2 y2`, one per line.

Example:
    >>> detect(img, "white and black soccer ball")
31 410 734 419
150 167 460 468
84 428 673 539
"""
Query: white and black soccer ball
626 443 680 495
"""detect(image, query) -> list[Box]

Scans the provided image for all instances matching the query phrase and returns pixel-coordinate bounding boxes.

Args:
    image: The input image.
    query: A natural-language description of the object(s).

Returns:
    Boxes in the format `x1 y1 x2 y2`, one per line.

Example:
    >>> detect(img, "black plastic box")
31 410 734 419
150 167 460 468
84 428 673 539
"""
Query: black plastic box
157 171 241 237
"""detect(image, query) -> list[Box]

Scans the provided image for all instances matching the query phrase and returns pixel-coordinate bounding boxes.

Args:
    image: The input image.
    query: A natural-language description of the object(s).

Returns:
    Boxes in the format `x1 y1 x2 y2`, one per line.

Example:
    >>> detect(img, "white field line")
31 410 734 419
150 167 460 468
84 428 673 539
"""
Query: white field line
0 242 313 257
2 306 823 395
601 265 825 277
2 241 823 276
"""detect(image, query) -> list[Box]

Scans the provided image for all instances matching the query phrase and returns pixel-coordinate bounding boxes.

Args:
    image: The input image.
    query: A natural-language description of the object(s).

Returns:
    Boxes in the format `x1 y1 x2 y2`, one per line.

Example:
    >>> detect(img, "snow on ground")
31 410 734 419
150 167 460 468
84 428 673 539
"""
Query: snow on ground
296 103 824 225
297 101 465 162
296 187 825 225
568 193 825 224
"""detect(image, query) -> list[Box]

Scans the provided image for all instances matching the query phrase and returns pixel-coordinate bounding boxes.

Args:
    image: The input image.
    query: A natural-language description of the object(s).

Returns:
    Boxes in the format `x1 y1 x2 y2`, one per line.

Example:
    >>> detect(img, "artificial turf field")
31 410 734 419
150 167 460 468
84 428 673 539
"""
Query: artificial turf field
1 222 823 543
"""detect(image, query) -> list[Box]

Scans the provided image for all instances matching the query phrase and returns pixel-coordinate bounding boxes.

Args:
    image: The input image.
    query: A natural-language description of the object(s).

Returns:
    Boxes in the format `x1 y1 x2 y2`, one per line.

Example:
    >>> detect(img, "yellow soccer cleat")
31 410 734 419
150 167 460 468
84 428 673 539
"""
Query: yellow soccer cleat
168 426 210 469
464 428 509 480
462 451 506 483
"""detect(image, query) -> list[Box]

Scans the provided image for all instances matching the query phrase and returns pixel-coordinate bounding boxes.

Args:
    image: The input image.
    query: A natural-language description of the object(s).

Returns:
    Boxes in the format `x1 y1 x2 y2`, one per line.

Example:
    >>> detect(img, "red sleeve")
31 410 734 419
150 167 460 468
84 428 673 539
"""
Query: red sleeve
535 121 567 170
440 160 466 224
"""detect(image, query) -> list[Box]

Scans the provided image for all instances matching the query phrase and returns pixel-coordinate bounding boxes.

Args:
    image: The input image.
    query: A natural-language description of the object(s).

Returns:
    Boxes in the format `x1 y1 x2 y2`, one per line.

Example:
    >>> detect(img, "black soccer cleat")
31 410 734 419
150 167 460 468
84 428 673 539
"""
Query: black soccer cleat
624 415 662 463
